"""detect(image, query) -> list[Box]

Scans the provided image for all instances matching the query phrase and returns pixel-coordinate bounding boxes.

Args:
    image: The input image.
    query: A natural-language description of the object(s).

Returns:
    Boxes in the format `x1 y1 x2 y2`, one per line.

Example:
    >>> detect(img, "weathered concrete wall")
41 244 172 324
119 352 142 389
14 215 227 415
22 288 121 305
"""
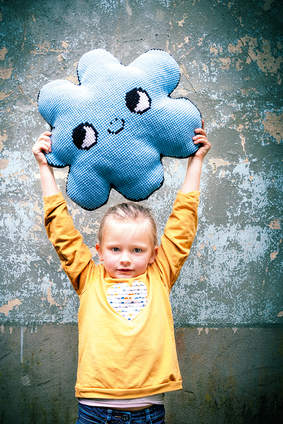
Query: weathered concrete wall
1 325 283 424
0 0 282 423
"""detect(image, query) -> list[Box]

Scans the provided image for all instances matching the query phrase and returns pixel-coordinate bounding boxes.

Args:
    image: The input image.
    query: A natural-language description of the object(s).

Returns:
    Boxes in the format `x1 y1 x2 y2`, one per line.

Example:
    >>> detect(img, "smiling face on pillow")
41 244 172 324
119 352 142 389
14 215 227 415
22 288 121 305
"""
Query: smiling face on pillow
38 49 201 210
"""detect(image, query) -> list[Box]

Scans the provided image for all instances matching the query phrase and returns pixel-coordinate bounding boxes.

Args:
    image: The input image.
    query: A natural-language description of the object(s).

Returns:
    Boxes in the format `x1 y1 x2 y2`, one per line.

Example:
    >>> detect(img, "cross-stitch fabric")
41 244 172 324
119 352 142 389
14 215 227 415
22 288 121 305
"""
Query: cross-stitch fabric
38 48 201 210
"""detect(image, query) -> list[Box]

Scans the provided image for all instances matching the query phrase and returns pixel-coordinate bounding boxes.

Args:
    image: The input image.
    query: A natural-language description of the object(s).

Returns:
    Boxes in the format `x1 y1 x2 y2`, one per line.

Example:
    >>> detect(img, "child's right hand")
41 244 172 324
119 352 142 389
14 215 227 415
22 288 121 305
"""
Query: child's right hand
32 131 52 166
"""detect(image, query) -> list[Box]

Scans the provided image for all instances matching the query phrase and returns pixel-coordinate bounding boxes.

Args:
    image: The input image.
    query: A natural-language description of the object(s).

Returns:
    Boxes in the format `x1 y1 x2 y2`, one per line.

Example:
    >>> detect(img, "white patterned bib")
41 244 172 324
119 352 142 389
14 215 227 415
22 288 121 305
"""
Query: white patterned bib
106 280 148 321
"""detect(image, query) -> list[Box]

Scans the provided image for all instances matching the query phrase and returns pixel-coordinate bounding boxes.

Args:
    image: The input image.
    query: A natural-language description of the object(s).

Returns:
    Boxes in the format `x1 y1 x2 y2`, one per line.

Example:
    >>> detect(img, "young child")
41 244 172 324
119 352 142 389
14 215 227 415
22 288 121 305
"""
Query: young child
33 122 210 424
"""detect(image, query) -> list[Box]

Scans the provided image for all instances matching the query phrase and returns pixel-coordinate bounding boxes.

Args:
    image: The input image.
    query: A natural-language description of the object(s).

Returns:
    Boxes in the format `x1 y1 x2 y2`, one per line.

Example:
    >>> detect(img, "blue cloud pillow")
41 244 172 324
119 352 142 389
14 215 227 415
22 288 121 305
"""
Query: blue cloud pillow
38 49 201 210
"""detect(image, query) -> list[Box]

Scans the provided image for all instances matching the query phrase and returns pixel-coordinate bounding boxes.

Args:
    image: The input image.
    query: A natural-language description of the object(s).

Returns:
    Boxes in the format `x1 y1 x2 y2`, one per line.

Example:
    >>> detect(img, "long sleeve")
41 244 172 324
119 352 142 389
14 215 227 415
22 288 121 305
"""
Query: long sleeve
154 190 200 290
44 192 93 292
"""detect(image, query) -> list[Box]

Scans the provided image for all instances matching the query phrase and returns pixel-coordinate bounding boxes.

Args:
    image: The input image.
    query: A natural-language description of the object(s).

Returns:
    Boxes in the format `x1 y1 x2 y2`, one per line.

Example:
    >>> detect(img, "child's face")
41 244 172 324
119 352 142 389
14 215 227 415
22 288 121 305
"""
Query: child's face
96 218 158 279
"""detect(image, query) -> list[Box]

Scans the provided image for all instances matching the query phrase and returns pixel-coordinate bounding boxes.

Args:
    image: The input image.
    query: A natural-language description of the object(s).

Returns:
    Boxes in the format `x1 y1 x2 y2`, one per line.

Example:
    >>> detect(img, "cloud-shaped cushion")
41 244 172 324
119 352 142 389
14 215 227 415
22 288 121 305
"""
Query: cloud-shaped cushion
38 48 201 210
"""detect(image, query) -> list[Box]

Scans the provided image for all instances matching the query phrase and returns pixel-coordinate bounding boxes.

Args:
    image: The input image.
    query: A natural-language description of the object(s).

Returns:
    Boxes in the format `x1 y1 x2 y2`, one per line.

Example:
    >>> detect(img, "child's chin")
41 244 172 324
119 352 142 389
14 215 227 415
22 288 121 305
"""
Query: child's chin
115 271 136 279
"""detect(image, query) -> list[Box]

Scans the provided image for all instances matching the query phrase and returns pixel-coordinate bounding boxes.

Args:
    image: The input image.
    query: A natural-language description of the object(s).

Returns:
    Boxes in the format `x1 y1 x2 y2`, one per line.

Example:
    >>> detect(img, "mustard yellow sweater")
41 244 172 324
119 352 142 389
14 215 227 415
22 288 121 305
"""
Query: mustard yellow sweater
44 190 199 399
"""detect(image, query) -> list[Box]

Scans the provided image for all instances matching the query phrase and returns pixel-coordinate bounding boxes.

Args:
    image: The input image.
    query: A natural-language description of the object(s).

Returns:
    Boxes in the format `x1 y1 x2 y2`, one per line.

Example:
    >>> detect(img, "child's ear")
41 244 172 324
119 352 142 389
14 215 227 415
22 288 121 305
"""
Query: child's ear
96 243 104 261
149 246 158 264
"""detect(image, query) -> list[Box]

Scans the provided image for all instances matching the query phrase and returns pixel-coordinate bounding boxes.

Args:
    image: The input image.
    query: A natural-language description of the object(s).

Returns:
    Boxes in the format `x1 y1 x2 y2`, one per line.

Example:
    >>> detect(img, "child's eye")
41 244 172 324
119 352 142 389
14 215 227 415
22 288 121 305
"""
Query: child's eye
133 248 143 253
111 247 120 252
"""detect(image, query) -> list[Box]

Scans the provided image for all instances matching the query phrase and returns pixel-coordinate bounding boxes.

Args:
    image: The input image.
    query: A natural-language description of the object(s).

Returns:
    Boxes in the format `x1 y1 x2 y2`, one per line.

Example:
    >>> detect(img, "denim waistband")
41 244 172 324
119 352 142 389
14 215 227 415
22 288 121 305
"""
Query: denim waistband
77 402 165 423
110 403 163 418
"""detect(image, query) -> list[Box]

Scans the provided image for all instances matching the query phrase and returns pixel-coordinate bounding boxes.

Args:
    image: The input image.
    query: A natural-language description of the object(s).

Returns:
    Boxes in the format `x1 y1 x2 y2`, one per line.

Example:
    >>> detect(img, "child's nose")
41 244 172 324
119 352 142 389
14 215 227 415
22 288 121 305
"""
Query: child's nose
120 251 131 264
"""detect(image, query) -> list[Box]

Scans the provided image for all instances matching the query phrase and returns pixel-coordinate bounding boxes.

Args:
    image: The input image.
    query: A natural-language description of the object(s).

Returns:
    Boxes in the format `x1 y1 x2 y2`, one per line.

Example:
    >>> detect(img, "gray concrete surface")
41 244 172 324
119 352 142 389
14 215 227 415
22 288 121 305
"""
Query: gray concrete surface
1 0 282 422
1 324 282 423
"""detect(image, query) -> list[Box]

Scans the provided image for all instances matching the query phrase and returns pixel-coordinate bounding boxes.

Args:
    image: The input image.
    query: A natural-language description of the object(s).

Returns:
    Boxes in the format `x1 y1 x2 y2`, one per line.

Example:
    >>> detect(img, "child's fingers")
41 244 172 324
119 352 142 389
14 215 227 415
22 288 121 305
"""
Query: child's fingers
32 140 52 157
41 140 52 152
196 138 211 155
196 136 210 146
33 132 52 165
192 121 211 157
194 133 211 149
192 134 207 144
36 130 52 142
36 138 51 149
194 127 206 136
37 134 51 144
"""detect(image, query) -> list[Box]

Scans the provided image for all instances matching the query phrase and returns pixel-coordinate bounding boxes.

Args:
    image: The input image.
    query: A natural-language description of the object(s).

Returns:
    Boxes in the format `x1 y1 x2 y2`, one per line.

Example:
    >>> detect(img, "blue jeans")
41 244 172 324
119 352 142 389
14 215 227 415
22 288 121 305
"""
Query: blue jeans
76 402 166 424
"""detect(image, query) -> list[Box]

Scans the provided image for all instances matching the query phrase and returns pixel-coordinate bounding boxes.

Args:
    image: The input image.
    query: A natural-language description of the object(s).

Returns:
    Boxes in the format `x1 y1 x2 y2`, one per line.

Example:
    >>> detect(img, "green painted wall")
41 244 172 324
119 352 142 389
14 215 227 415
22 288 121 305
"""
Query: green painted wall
0 0 282 422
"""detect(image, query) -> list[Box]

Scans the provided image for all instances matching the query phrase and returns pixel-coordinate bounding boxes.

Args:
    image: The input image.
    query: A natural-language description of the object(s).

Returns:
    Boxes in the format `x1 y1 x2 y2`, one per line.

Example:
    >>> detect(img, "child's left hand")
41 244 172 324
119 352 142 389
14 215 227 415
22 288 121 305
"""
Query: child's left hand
192 120 211 161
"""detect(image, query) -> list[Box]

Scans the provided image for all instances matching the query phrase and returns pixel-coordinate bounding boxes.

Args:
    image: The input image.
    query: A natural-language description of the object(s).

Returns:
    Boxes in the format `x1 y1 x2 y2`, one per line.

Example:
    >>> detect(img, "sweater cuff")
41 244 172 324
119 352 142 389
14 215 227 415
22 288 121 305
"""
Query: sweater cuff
176 190 200 202
43 191 65 205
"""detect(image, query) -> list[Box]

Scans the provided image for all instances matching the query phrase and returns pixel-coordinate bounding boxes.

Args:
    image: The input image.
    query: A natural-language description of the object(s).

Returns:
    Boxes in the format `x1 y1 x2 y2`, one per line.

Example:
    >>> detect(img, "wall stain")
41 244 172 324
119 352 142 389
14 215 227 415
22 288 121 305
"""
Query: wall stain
0 158 9 169
0 67 13 79
269 219 281 229
0 298 22 316
0 46 8 60
263 111 283 143
0 131 8 151
30 41 69 56
208 158 231 173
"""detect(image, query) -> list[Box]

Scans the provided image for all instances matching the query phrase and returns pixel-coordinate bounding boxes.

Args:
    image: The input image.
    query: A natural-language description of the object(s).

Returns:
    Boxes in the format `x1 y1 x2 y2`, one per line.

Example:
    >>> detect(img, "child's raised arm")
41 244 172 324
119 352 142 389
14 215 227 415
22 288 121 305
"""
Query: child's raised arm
180 120 211 193
32 131 59 197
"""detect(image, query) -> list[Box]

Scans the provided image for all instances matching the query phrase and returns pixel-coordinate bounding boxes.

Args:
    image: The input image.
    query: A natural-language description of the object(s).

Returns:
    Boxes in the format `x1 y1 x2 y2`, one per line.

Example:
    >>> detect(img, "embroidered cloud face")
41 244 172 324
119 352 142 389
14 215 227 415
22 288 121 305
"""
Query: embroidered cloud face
38 48 201 210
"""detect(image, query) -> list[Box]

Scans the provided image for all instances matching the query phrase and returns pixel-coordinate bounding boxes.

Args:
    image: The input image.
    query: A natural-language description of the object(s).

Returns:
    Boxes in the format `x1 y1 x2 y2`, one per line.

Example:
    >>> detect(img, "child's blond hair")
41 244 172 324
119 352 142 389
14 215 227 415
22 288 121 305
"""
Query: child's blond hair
98 202 158 247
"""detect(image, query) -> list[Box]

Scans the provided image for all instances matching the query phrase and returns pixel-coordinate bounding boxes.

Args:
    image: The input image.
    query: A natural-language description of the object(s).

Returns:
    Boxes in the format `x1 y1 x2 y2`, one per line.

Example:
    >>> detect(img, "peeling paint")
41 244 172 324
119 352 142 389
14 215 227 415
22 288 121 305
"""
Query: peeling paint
0 91 12 100
208 158 230 173
226 35 283 77
0 131 8 151
241 36 283 74
30 41 68 55
81 223 98 234
47 286 60 307
0 46 8 60
125 0 132 16
270 251 278 261
210 45 219 55
0 298 22 316
263 111 283 143
239 87 257 96
263 0 274 11
219 57 231 70
62 40 69 48
0 67 13 79
269 219 281 229
65 74 79 84
0 158 9 169
228 40 243 54
177 15 187 27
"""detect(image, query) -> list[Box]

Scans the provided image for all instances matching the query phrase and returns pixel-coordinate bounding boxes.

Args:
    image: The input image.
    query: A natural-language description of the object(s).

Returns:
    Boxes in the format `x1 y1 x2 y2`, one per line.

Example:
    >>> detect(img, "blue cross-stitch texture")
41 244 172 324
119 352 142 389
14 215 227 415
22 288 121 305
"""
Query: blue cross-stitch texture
38 49 201 210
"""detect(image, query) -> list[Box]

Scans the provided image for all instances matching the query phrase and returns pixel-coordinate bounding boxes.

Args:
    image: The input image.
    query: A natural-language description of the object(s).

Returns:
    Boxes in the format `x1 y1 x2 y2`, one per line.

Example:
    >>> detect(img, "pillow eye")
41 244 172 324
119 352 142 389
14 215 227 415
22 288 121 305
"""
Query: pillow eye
125 87 151 114
72 123 98 150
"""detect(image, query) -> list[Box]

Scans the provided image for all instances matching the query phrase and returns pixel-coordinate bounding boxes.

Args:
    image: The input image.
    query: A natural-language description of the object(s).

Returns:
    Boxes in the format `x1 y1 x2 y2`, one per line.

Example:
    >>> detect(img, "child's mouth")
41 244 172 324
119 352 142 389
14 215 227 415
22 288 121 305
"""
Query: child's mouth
118 268 132 273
